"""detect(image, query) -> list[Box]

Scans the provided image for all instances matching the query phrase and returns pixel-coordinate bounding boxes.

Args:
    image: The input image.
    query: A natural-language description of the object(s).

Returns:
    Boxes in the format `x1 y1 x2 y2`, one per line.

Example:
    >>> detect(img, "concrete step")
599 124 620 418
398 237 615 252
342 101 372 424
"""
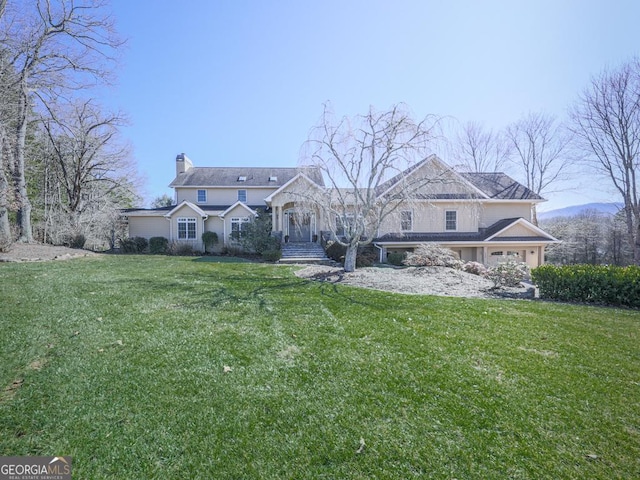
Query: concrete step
280 242 330 263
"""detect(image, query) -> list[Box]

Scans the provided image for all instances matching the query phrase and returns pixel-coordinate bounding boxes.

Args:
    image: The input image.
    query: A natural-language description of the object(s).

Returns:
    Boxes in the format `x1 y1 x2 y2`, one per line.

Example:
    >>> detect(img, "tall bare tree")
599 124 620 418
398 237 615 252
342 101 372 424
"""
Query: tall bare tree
38 98 137 244
0 0 123 243
298 103 443 272
453 120 510 173
506 112 571 225
569 58 640 264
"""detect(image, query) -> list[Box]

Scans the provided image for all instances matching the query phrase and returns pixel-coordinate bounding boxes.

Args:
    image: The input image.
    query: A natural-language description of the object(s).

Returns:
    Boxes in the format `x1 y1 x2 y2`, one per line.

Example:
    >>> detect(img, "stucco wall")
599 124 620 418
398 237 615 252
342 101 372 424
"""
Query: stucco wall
128 216 170 239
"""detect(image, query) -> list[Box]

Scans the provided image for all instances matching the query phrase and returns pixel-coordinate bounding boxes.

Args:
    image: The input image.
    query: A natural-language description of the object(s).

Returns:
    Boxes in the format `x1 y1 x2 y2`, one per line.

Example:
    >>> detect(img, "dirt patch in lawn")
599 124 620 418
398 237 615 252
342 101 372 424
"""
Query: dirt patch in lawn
294 264 535 300
0 243 100 263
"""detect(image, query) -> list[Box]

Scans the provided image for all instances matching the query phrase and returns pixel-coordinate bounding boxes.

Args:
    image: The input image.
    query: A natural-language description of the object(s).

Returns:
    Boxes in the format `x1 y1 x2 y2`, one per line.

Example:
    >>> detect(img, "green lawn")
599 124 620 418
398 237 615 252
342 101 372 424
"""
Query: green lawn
1 255 639 479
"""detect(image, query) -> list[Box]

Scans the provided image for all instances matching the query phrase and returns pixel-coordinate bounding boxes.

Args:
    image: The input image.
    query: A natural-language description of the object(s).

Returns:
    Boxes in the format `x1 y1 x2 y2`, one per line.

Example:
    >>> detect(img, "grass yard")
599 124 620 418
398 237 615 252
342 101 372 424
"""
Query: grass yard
1 255 639 479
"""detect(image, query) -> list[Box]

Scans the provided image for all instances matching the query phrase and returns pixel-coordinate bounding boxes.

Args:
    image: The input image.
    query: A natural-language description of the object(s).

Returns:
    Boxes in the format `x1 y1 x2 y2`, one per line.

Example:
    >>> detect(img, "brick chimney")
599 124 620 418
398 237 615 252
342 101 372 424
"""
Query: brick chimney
175 153 193 176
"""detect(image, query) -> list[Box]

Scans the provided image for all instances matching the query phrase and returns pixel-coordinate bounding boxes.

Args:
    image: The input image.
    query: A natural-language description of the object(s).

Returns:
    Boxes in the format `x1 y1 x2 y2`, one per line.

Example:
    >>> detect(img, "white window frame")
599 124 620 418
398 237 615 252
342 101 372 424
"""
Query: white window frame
400 210 413 231
237 189 247 202
177 217 197 240
445 210 457 231
230 217 250 240
197 189 207 203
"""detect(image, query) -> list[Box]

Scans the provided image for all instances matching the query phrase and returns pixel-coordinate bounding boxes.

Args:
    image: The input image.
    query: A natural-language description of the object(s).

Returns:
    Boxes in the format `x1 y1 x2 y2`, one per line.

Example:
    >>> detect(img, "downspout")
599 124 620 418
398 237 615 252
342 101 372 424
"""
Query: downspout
374 243 384 263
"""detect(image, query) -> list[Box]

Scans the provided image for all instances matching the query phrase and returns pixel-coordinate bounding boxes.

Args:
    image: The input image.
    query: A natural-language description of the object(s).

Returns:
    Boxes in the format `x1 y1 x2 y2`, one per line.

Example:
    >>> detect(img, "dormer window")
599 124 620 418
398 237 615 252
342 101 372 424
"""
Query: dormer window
238 176 247 182
269 176 278 182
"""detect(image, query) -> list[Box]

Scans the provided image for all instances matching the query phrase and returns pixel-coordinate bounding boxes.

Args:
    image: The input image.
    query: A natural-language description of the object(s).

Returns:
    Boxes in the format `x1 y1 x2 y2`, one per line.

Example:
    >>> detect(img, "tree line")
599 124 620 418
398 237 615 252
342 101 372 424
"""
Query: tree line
0 0 137 251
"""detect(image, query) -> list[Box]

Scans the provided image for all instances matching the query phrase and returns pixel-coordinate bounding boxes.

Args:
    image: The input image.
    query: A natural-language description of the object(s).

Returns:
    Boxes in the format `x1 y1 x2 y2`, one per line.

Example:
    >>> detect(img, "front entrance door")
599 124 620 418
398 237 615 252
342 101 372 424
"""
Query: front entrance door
287 211 312 242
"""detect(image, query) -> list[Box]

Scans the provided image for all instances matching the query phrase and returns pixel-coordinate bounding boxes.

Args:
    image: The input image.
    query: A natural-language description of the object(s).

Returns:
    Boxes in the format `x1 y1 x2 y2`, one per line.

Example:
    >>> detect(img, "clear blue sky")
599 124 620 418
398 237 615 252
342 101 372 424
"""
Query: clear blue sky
106 0 640 210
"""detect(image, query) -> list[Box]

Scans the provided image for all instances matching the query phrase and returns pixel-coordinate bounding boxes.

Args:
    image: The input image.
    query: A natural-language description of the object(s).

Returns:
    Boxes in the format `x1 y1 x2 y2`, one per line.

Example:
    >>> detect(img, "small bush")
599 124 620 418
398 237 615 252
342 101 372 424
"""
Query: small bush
149 236 169 254
169 242 195 256
325 241 347 263
486 259 529 287
356 249 378 268
262 249 282 262
403 244 463 269
134 236 149 253
463 261 488 276
69 234 86 249
202 231 219 253
387 252 406 266
325 241 378 267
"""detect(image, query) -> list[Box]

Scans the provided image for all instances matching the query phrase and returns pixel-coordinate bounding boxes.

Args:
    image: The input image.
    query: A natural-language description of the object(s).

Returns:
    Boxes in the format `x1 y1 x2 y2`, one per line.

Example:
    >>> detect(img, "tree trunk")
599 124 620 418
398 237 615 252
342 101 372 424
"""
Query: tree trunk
15 90 32 242
344 243 358 272
0 128 12 248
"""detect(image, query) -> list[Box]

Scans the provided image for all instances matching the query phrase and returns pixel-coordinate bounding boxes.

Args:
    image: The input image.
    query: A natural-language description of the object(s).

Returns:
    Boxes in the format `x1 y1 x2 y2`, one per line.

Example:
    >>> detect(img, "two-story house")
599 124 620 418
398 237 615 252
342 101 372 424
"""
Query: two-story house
123 153 558 267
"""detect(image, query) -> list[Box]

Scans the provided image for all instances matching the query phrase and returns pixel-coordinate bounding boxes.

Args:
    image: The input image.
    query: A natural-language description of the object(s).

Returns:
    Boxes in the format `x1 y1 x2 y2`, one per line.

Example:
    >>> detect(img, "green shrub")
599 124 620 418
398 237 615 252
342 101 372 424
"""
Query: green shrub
262 249 282 262
202 231 219 253
69 234 86 249
387 252 406 266
120 236 148 254
149 236 169 254
532 264 640 308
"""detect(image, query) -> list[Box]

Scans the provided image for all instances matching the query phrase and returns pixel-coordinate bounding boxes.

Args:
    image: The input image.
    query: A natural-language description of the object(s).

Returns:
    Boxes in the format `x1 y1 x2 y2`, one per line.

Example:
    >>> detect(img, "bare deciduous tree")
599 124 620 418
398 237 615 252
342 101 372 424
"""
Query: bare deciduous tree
569 58 640 264
297 103 443 272
38 98 137 245
453 120 510 173
506 112 571 225
0 0 123 243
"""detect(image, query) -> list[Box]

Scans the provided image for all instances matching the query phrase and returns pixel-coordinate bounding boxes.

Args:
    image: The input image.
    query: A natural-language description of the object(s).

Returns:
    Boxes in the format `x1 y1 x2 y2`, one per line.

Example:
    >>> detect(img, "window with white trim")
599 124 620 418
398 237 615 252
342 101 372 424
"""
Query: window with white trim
197 189 206 203
445 210 457 231
400 210 413 231
237 189 247 202
177 217 197 240
231 217 250 240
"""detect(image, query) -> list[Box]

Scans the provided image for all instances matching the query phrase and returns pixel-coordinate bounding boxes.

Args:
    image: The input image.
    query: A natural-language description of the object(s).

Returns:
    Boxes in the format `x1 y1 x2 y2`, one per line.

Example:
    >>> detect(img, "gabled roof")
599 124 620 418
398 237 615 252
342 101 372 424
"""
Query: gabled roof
373 155 543 202
218 201 258 218
263 172 325 203
459 173 544 201
169 166 324 188
375 155 490 200
163 201 208 218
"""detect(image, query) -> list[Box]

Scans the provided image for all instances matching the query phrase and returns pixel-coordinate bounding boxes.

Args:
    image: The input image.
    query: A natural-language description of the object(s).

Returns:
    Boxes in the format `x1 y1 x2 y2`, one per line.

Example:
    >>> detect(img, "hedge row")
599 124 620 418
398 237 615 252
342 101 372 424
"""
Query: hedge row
531 264 640 308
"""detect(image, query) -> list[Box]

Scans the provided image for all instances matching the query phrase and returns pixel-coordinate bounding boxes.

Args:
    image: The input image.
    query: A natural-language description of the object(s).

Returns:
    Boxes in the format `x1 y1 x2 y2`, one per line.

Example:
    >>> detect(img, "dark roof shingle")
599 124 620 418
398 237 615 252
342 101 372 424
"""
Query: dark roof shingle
169 167 324 188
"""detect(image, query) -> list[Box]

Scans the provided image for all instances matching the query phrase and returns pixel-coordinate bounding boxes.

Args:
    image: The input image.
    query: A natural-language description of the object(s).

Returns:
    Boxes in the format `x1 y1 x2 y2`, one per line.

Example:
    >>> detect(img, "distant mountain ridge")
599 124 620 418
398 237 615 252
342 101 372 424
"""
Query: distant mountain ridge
538 202 623 221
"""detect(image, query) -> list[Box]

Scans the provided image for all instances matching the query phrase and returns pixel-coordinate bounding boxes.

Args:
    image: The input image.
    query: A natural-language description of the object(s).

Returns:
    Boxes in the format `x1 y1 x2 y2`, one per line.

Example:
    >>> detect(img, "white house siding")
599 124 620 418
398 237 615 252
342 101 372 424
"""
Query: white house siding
128 216 169 239
480 203 532 227
176 187 276 205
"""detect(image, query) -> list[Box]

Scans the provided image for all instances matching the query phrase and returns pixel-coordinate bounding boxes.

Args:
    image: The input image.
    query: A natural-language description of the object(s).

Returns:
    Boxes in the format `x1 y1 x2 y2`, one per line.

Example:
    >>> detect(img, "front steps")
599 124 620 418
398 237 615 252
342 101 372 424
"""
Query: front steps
279 242 332 264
